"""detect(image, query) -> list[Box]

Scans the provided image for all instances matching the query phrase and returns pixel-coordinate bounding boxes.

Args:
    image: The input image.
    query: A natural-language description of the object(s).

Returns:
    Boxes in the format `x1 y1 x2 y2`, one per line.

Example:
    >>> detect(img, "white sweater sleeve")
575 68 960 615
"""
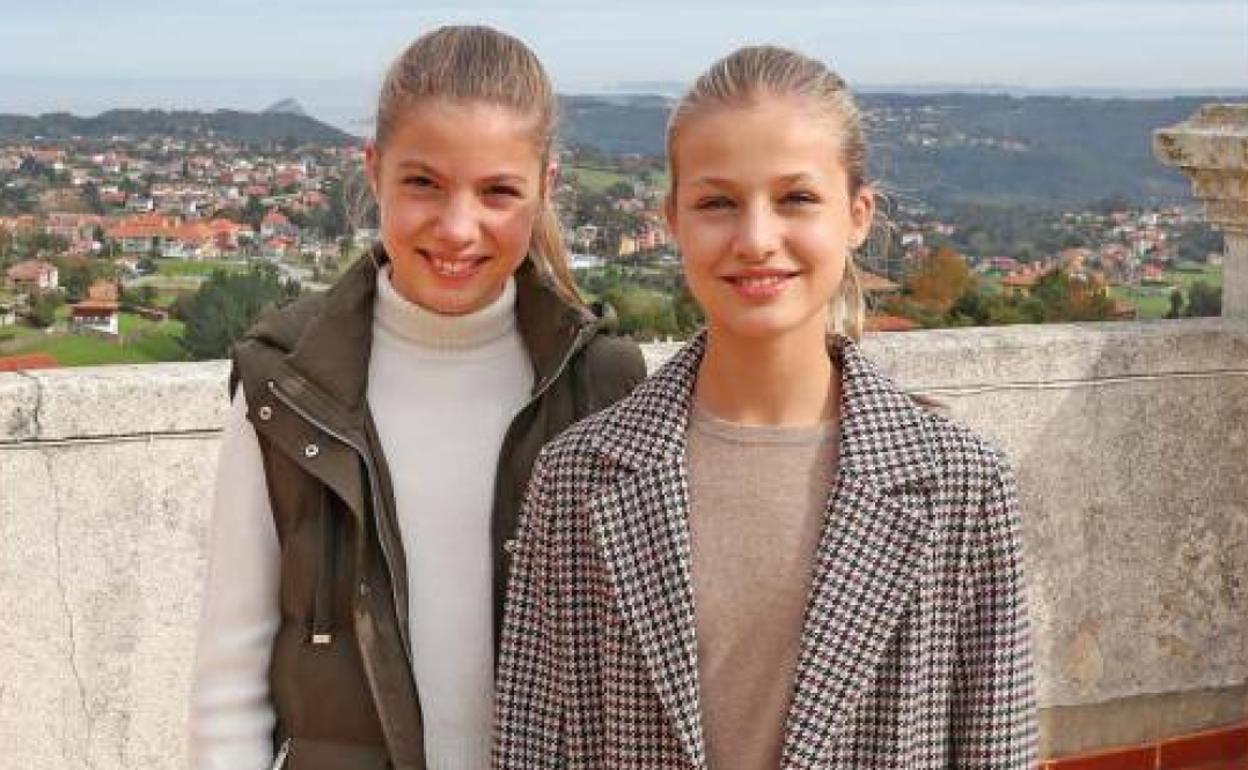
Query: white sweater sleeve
188 392 281 770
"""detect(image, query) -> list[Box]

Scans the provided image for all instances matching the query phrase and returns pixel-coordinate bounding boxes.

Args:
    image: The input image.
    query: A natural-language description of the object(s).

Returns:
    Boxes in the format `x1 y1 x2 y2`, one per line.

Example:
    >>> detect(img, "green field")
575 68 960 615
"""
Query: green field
1111 286 1174 320
1112 265 1223 320
568 165 632 193
1165 263 1222 289
156 259 250 277
4 312 188 366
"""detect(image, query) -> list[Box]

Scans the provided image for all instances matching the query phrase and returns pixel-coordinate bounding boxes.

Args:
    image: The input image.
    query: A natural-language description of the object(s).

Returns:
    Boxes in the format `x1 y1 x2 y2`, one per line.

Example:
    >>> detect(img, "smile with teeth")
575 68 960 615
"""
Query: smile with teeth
423 251 487 278
723 270 799 299
728 274 792 288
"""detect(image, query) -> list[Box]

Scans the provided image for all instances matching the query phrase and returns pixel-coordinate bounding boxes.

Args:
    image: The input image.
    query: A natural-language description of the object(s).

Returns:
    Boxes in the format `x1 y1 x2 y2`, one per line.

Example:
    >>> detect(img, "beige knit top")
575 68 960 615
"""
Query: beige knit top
686 401 840 770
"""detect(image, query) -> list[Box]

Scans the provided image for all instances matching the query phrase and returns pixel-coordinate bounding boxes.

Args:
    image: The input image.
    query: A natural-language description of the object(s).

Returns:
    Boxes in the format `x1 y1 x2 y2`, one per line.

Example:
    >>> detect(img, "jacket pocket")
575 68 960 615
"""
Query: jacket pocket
283 737 391 770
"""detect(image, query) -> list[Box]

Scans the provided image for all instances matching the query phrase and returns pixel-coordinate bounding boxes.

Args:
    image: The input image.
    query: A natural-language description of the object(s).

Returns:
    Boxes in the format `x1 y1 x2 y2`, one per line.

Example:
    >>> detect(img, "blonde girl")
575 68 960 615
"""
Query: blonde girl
495 45 1036 769
189 26 645 770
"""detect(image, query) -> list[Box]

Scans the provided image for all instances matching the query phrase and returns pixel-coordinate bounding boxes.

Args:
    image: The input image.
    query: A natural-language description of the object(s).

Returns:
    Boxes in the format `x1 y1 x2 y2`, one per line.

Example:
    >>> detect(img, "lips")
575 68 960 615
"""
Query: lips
722 269 799 299
420 249 488 280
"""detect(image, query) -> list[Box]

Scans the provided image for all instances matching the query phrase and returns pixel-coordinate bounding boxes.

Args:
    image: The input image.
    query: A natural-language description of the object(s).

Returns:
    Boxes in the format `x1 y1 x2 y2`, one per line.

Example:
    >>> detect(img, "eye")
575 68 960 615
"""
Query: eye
781 190 820 206
693 195 734 211
402 174 436 189
484 184 523 199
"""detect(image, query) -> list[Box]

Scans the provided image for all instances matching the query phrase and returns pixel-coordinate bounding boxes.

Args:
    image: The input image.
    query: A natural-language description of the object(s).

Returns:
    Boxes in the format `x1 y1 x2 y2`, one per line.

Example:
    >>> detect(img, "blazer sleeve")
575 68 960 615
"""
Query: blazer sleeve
950 460 1038 769
493 451 567 768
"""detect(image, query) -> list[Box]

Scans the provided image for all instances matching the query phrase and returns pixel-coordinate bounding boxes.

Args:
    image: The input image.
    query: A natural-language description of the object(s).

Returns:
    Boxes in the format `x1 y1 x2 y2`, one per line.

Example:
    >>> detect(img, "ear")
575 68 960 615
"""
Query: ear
364 141 381 200
543 160 558 200
663 192 678 239
850 184 876 249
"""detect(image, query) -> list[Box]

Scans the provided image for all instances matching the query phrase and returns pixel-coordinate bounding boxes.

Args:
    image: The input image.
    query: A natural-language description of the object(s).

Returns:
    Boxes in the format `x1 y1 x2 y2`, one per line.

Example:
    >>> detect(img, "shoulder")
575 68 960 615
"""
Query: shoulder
228 291 328 396
577 331 647 390
908 404 1022 547
238 290 328 355
920 405 1012 484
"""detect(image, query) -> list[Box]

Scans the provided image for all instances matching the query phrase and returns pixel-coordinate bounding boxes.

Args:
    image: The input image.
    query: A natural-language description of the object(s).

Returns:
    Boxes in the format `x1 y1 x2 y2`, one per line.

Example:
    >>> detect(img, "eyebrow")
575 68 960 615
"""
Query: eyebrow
394 159 530 186
689 172 817 188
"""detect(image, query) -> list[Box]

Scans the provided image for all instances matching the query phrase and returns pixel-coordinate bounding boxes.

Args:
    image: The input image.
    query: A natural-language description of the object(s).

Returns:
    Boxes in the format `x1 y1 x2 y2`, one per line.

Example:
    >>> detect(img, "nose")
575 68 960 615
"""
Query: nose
734 200 779 262
433 193 478 249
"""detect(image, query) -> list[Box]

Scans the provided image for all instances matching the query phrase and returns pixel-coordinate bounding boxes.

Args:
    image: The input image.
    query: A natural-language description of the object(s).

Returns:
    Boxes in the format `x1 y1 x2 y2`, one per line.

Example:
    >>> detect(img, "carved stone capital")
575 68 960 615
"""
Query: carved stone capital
1154 104 1248 234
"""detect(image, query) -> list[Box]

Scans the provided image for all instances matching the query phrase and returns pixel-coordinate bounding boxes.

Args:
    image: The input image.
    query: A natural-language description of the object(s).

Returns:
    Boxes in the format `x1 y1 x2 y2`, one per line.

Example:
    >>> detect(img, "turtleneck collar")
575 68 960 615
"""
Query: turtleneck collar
373 266 517 351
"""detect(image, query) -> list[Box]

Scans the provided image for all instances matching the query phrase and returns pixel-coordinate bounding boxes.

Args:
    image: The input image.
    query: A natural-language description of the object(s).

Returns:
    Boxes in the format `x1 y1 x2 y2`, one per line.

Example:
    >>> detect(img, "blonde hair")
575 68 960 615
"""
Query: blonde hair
374 25 581 306
666 45 873 340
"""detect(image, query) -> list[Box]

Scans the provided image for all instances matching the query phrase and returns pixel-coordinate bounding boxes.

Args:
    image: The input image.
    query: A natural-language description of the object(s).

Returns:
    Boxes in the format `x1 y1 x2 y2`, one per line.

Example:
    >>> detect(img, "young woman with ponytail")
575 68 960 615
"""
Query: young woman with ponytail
495 44 1035 770
189 25 645 770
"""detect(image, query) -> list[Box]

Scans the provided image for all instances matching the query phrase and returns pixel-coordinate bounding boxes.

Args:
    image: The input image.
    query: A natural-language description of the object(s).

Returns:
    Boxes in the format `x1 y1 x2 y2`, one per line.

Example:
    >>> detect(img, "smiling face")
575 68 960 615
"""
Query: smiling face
366 98 552 315
667 95 874 344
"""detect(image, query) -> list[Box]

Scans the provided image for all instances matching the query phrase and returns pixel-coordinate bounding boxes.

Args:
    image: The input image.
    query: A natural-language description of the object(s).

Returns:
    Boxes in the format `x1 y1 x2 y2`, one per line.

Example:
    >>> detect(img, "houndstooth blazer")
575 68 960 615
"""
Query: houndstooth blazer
494 333 1037 770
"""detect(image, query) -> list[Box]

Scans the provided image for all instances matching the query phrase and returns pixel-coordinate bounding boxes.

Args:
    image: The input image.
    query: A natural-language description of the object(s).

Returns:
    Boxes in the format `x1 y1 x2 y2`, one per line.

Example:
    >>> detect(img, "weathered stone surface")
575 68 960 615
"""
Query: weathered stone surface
0 361 230 443
1 437 217 770
1 320 1246 768
0 371 40 442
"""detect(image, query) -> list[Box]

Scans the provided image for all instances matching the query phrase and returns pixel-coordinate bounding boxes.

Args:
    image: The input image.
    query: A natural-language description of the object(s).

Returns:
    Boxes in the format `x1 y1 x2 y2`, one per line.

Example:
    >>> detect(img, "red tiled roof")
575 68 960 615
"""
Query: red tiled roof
85 280 119 301
0 353 59 372
72 299 119 313
108 214 180 240
1002 271 1040 288
6 259 56 282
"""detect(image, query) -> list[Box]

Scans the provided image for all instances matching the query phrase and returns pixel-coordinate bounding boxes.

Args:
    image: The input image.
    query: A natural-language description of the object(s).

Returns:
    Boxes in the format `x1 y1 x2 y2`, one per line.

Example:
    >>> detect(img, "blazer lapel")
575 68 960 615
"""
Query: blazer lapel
782 338 938 766
586 335 708 769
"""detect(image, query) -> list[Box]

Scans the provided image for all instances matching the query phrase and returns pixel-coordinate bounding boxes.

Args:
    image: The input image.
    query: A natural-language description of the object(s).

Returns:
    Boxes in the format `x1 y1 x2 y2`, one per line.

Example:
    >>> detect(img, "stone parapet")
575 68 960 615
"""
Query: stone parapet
2 323 1246 766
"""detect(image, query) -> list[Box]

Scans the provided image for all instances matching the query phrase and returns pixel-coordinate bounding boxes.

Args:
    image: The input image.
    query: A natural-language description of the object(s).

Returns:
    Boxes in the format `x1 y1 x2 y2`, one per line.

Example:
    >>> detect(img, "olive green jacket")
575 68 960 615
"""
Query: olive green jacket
230 249 646 770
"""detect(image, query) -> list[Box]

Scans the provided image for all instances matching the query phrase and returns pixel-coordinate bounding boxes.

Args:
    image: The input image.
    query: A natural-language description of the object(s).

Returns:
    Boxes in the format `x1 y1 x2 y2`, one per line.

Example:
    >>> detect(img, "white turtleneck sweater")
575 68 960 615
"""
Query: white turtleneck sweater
189 270 534 770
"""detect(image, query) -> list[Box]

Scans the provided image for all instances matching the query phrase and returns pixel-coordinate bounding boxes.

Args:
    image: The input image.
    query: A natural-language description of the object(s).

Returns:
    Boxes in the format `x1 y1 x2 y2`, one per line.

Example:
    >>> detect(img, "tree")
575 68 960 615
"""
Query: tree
905 247 976 313
81 182 106 215
605 181 634 200
242 196 267 230
1030 269 1115 322
55 256 116 302
1185 281 1221 317
179 265 302 360
122 284 158 309
1165 288 1184 319
26 292 63 328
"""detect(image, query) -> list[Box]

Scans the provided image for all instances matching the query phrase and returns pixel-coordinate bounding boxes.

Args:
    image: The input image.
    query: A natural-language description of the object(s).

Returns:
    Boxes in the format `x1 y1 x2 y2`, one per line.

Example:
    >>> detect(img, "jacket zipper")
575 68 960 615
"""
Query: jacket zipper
536 323 595 401
495 322 596 465
265 379 413 660
264 321 596 669
270 737 291 770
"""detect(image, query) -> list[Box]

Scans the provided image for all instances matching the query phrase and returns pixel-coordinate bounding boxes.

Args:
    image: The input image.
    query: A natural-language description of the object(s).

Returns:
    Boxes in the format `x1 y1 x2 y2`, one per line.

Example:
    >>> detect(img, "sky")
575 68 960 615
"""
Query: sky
1 0 1245 129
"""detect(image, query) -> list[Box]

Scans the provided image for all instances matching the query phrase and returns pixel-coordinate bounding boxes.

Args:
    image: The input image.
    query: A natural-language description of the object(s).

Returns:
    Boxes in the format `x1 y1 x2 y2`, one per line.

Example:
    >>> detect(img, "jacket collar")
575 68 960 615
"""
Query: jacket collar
283 246 598 415
589 330 938 492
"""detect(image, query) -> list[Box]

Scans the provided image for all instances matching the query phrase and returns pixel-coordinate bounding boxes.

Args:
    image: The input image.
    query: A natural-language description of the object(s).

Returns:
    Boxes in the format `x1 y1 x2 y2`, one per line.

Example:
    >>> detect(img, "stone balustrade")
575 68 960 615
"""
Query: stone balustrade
3 321 1248 767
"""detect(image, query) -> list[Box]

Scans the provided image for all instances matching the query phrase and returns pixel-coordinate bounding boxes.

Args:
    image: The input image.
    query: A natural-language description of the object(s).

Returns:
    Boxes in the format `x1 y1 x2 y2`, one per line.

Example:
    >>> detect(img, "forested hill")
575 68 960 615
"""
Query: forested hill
0 107 353 145
558 93 1229 208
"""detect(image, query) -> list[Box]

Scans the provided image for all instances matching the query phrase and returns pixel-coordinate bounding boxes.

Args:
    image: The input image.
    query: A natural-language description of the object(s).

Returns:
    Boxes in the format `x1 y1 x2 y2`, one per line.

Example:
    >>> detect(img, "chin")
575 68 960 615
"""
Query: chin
708 306 830 344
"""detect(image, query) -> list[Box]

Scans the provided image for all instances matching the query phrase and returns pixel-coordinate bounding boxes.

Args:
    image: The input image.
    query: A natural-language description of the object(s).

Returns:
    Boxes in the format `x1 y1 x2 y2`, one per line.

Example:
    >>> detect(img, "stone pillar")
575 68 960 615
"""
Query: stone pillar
1154 103 1248 319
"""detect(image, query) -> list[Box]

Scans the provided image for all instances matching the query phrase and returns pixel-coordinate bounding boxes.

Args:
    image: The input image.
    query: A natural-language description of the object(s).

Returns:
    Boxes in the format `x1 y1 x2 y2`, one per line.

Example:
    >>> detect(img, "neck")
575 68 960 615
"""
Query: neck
695 320 840 427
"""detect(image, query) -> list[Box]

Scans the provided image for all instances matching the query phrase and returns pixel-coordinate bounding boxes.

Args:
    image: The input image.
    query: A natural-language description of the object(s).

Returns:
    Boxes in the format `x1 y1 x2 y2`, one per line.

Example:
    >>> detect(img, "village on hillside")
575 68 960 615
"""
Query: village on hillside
0 126 1225 369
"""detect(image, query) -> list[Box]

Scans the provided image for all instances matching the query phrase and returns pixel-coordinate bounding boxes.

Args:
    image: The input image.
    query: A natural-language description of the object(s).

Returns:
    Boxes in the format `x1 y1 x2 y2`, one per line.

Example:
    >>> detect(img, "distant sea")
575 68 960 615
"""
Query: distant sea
3 75 1245 139
0 75 379 136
